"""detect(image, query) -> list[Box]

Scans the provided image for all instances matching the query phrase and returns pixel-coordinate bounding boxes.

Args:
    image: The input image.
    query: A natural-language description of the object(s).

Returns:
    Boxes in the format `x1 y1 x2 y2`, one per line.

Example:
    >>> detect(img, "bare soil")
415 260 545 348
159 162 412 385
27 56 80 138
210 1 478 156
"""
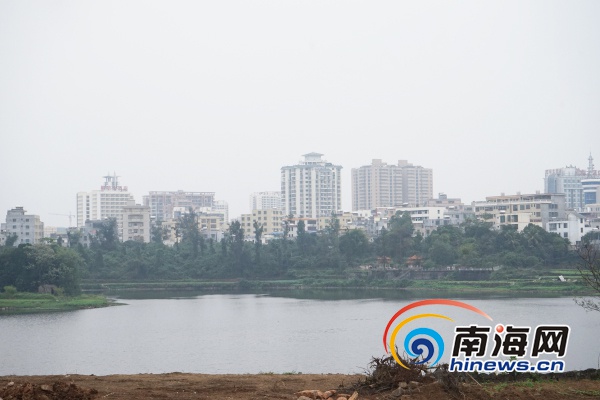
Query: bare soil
2 372 600 400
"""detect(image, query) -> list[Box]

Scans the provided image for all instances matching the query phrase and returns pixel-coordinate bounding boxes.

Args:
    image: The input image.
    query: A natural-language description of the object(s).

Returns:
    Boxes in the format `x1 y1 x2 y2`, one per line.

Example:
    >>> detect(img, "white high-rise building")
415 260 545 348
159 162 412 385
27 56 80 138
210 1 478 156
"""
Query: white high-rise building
351 159 433 210
399 160 433 206
250 191 281 211
76 174 135 238
281 153 342 218
1 207 44 246
351 159 404 210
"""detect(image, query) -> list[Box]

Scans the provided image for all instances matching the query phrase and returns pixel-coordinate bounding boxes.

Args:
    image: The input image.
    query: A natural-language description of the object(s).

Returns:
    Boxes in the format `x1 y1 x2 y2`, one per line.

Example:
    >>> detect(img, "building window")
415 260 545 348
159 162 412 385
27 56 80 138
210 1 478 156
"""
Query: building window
563 232 568 238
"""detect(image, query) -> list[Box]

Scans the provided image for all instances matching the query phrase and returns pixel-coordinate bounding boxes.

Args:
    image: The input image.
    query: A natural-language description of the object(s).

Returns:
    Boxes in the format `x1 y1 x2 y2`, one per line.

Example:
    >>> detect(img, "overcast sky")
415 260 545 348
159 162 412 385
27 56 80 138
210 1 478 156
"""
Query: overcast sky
1 1 599 227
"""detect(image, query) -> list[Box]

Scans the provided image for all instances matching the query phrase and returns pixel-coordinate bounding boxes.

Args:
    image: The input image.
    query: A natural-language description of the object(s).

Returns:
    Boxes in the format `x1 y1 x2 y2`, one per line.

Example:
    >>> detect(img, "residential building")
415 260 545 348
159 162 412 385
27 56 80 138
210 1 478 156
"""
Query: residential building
472 192 566 231
399 160 433 206
351 159 433 211
209 200 229 224
238 208 284 241
1 207 44 246
544 155 600 210
198 211 226 241
44 226 68 246
281 153 342 218
546 211 593 246
122 204 151 243
424 193 465 209
250 191 282 210
76 174 135 239
143 191 215 222
283 216 318 238
351 159 403 210
317 211 367 232
582 178 600 205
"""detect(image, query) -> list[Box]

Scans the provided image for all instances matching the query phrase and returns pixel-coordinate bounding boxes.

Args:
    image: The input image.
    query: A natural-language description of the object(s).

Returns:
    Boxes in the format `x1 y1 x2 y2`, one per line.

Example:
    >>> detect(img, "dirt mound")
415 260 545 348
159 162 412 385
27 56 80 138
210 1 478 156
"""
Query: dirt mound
0 381 98 400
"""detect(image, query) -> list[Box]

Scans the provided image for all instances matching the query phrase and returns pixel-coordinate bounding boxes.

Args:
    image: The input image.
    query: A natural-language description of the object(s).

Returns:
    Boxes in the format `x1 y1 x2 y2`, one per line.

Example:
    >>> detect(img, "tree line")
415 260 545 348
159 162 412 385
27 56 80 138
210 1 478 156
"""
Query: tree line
0 211 582 292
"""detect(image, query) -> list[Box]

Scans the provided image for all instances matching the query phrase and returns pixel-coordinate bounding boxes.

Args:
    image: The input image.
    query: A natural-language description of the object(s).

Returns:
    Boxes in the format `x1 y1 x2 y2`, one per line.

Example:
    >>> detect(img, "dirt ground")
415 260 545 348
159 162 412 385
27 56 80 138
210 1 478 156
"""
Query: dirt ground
1 372 600 400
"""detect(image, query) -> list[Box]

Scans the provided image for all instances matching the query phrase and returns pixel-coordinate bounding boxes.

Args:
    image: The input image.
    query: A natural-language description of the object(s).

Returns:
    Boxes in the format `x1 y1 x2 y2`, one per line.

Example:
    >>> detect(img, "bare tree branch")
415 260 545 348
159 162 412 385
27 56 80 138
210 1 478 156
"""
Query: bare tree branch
575 242 600 312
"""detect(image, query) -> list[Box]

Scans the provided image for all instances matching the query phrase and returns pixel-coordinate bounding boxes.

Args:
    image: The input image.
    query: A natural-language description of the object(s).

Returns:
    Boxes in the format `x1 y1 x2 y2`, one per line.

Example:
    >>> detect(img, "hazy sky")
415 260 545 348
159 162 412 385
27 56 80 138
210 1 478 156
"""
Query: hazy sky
1 1 599 227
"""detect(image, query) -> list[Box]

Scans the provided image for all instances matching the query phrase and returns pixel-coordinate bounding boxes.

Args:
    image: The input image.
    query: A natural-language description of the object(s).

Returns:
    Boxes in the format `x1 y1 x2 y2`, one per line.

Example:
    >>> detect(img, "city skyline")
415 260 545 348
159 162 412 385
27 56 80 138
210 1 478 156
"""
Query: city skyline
2 153 599 228
1 1 599 226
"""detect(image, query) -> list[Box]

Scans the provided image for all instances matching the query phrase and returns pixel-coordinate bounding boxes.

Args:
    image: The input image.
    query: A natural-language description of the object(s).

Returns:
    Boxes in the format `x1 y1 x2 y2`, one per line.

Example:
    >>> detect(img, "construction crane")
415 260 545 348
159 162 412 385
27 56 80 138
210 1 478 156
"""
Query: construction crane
50 212 75 227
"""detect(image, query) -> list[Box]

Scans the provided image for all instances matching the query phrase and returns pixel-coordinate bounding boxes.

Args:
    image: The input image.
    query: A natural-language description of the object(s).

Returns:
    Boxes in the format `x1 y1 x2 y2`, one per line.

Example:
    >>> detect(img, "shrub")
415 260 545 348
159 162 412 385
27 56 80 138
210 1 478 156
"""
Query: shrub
3 285 17 298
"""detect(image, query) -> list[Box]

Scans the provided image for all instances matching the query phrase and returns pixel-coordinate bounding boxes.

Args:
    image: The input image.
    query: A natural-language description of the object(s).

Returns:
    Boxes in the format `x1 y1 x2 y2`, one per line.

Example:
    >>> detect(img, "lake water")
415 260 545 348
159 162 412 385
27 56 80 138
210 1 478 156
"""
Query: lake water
1 291 599 375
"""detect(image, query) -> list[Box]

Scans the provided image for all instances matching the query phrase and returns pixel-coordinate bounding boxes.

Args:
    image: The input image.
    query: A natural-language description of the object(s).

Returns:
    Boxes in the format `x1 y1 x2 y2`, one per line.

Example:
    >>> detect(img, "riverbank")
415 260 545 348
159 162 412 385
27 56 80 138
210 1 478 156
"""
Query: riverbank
0 293 111 314
1 372 599 400
80 275 594 296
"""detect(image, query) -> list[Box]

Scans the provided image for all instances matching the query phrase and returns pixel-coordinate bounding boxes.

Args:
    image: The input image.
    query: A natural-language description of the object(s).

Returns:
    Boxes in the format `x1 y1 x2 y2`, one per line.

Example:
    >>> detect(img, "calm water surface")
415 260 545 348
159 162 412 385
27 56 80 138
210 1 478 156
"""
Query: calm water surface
1 292 598 375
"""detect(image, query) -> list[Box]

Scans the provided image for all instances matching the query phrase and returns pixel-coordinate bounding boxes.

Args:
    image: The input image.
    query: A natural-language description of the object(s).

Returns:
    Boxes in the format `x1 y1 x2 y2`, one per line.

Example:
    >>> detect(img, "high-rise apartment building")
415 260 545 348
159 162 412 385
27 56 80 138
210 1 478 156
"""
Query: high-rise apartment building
351 159 403 210
1 207 44 246
351 159 433 210
76 174 135 229
250 191 281 211
545 155 599 210
143 191 215 222
281 153 342 218
399 160 433 206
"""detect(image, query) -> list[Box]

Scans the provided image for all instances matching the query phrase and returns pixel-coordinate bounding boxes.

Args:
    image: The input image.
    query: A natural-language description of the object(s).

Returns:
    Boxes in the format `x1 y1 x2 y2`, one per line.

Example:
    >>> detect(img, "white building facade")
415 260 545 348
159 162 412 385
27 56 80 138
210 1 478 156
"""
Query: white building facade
544 155 600 210
122 204 151 243
250 191 282 211
351 159 433 211
143 191 215 222
1 207 44 246
546 211 593 246
77 174 135 228
473 193 566 231
281 153 342 218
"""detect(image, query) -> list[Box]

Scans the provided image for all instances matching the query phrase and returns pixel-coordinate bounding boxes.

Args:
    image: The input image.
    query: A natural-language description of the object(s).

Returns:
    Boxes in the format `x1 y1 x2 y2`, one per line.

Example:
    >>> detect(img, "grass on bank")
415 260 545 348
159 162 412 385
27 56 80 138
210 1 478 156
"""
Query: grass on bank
0 287 110 314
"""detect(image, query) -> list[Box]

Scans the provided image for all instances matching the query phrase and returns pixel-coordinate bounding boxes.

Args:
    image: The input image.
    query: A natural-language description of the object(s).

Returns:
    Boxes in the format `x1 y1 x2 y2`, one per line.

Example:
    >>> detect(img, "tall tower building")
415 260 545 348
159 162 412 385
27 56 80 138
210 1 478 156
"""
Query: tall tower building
398 160 433 206
76 173 135 230
351 159 433 211
351 159 403 210
281 153 342 218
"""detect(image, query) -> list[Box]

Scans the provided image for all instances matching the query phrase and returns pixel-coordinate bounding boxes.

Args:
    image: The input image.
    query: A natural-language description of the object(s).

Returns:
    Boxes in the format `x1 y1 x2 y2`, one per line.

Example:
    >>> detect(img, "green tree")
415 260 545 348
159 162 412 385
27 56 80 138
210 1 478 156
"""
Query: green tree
177 208 201 259
96 218 119 251
228 220 247 275
4 233 18 247
376 212 414 263
253 221 264 265
428 241 457 266
339 229 370 262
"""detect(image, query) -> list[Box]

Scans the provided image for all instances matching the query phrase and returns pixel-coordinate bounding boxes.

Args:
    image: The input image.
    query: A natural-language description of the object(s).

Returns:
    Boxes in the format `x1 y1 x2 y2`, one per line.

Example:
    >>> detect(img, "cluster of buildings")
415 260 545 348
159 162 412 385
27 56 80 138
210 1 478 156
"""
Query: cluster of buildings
2 154 600 249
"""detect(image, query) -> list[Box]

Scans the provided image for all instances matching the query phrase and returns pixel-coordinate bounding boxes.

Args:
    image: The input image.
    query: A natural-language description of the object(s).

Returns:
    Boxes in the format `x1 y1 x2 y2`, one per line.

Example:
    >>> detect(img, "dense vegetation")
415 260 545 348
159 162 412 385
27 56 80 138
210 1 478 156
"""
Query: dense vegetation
0 211 583 293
